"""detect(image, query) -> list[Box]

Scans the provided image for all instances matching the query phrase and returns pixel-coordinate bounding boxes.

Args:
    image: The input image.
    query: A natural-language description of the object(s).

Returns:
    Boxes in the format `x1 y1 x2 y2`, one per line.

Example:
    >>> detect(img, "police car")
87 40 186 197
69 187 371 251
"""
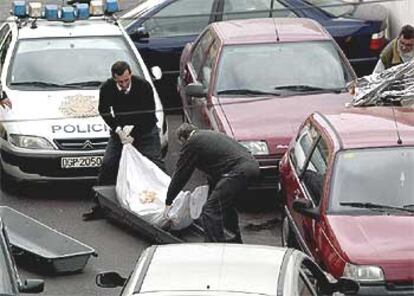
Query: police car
0 0 168 185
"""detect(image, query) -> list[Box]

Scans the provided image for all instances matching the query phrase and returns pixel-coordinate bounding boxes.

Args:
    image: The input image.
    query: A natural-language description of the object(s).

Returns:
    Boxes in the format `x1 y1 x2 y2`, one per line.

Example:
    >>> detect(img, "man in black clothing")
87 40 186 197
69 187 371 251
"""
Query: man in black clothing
98 61 164 185
83 61 164 220
165 123 260 243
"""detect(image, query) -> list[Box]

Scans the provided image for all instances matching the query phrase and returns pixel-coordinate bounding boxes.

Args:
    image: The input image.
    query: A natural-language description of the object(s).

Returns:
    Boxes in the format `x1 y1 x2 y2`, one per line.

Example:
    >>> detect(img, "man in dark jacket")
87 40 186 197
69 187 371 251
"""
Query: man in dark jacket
83 61 164 220
165 123 260 243
373 24 414 73
98 61 164 185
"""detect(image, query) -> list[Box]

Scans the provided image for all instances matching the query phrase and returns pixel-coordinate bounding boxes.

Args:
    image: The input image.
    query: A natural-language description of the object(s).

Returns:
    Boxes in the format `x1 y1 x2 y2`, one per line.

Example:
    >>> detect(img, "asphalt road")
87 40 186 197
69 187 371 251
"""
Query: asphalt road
0 115 282 296
0 2 281 295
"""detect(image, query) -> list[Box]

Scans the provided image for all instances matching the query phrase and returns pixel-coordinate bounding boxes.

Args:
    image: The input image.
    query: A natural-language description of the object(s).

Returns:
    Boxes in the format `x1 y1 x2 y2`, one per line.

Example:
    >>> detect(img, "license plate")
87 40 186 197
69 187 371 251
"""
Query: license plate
61 156 104 169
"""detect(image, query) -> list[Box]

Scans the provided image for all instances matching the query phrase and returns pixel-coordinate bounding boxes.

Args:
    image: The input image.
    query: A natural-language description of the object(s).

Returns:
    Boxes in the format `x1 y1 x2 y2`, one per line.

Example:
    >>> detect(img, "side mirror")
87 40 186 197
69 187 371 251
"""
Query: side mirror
334 277 359 295
293 199 320 220
185 82 206 98
19 279 44 293
130 26 149 42
151 66 162 81
96 272 126 288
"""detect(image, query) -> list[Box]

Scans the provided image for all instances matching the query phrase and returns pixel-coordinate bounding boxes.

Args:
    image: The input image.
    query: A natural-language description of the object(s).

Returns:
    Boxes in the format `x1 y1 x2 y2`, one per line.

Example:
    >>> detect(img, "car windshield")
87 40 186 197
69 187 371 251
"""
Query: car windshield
119 0 165 28
305 0 354 17
8 37 143 90
0 228 15 295
215 41 353 96
330 147 414 214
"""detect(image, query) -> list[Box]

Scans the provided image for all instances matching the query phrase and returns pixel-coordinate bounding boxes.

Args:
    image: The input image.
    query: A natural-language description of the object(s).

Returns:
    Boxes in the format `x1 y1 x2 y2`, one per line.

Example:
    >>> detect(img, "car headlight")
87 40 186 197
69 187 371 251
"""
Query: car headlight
239 141 269 155
9 134 55 149
343 263 385 282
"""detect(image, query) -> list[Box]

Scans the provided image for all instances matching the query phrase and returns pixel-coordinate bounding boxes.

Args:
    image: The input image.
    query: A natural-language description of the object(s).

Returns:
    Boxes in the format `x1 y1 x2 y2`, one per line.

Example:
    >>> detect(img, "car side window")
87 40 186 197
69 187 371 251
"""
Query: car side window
222 0 297 20
301 136 328 205
290 123 319 172
190 30 214 76
0 32 12 74
143 0 214 38
199 41 218 89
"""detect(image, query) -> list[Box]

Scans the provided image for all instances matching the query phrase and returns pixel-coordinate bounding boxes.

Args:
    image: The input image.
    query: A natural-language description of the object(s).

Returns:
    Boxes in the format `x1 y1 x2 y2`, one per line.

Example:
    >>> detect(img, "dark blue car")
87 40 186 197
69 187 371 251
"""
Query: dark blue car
119 0 387 109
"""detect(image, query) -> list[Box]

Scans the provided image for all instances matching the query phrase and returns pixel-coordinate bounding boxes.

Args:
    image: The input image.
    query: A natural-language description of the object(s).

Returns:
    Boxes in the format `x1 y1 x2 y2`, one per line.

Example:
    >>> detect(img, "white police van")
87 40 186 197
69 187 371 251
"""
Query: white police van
0 0 168 185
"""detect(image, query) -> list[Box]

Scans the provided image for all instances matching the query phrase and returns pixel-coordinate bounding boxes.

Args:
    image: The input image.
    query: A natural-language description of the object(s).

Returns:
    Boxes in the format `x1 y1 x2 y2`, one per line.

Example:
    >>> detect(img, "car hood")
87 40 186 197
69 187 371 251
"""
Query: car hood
218 93 350 154
327 215 414 281
2 89 108 139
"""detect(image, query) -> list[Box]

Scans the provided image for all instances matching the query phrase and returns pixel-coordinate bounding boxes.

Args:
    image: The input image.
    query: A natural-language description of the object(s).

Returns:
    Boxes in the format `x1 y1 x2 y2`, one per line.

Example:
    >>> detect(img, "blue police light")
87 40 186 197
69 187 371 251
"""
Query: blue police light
105 0 119 14
75 3 89 20
61 6 76 22
45 4 58 21
12 1 26 17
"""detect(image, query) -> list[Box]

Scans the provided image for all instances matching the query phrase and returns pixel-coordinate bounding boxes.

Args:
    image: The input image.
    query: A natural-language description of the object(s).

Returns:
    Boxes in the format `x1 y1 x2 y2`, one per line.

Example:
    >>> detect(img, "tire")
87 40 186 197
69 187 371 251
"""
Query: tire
0 165 18 194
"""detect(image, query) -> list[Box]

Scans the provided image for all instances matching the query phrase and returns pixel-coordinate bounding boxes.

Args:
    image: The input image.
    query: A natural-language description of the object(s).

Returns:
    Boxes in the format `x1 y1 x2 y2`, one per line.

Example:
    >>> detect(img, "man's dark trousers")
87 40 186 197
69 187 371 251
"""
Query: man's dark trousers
98 126 165 185
201 173 247 243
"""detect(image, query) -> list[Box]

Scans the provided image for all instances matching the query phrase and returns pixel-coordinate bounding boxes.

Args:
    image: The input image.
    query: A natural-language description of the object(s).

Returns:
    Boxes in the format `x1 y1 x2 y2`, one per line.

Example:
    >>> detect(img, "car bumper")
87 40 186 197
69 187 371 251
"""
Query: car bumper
1 145 104 182
356 283 414 295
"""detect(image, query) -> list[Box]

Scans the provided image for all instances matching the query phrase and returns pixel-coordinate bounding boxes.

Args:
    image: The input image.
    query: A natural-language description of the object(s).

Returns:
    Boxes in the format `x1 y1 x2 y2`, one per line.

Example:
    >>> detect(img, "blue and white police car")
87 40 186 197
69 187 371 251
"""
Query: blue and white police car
0 0 168 186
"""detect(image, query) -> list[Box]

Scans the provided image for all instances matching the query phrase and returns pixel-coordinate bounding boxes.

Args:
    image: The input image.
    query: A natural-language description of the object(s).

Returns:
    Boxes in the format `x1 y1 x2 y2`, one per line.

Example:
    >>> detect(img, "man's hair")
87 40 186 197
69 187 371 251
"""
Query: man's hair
111 61 131 77
176 123 198 142
399 24 414 39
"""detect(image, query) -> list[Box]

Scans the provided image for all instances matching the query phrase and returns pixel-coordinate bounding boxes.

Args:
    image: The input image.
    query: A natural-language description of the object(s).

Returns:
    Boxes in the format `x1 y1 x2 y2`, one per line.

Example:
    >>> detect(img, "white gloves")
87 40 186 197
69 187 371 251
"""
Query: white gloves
115 126 134 145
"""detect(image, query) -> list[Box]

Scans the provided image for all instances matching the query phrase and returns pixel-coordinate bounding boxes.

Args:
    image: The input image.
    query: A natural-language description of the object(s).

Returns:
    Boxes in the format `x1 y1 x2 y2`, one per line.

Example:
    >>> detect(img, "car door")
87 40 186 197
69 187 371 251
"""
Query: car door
299 133 329 261
181 29 215 126
284 122 327 257
190 40 219 129
128 0 217 110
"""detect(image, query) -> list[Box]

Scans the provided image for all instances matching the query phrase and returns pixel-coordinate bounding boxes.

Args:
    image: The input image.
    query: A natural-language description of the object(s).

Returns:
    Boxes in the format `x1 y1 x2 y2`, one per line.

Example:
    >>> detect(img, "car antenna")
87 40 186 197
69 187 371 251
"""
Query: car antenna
391 106 403 145
272 17 280 42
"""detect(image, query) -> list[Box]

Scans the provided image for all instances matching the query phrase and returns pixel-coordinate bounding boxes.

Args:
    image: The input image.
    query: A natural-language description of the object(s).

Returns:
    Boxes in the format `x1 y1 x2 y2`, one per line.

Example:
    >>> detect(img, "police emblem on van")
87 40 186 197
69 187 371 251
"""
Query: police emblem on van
59 94 98 117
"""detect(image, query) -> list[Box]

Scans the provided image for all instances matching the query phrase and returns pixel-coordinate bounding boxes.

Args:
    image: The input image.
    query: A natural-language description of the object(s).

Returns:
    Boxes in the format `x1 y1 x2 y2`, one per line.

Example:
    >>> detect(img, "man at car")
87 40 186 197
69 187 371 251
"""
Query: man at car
98 60 164 185
164 123 260 243
83 61 164 220
373 24 414 73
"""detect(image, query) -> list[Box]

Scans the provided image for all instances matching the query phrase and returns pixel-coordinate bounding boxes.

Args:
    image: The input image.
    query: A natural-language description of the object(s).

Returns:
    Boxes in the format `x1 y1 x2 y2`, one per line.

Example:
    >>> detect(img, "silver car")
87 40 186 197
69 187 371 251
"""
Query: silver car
96 243 358 296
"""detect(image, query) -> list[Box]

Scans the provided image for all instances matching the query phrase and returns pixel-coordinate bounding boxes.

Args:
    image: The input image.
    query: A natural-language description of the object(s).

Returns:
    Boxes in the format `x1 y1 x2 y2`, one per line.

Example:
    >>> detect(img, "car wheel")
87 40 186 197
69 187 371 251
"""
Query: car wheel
0 164 18 194
281 215 299 249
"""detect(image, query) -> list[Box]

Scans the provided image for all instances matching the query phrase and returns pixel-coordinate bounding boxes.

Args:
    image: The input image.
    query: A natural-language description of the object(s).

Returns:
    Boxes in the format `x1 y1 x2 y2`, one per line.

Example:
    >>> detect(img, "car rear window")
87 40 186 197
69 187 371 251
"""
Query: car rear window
8 36 144 90
119 0 165 28
330 147 414 213
222 0 297 20
304 0 354 17
215 41 353 95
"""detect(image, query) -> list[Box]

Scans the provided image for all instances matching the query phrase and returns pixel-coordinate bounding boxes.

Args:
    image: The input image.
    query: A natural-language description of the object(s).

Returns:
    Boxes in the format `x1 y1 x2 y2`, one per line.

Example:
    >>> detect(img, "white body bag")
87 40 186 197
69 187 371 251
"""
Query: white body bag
115 144 208 230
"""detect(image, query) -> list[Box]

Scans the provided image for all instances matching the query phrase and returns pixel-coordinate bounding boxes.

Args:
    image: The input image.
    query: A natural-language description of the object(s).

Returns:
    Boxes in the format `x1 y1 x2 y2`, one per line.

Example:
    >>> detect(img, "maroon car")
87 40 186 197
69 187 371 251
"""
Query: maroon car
178 18 356 189
279 107 414 295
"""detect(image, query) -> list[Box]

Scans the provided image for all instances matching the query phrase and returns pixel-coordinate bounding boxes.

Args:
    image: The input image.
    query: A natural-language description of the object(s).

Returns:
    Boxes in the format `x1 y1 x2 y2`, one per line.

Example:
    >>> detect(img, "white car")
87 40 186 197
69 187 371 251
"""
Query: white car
0 1 167 186
96 243 359 296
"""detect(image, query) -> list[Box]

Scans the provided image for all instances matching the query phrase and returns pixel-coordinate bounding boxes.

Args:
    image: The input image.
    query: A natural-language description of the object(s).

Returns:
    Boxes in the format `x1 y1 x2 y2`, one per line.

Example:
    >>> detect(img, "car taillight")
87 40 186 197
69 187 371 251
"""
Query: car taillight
370 31 386 51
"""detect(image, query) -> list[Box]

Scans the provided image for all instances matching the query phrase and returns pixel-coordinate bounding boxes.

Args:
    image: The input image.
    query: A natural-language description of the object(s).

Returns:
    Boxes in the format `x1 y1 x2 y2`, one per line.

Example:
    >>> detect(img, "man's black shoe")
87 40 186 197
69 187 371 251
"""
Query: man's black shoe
82 206 104 221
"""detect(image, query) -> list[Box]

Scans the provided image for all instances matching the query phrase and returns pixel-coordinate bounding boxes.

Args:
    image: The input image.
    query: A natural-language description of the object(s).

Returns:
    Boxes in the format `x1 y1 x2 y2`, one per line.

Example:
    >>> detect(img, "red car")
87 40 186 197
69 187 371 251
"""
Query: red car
279 107 414 295
178 18 356 189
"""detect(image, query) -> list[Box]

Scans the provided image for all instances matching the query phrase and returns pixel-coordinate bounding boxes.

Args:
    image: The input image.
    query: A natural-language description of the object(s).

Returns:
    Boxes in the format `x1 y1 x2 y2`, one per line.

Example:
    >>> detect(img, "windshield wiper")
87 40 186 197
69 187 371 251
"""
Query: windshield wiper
274 85 344 93
64 81 102 87
10 81 76 88
340 202 414 214
217 89 280 96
